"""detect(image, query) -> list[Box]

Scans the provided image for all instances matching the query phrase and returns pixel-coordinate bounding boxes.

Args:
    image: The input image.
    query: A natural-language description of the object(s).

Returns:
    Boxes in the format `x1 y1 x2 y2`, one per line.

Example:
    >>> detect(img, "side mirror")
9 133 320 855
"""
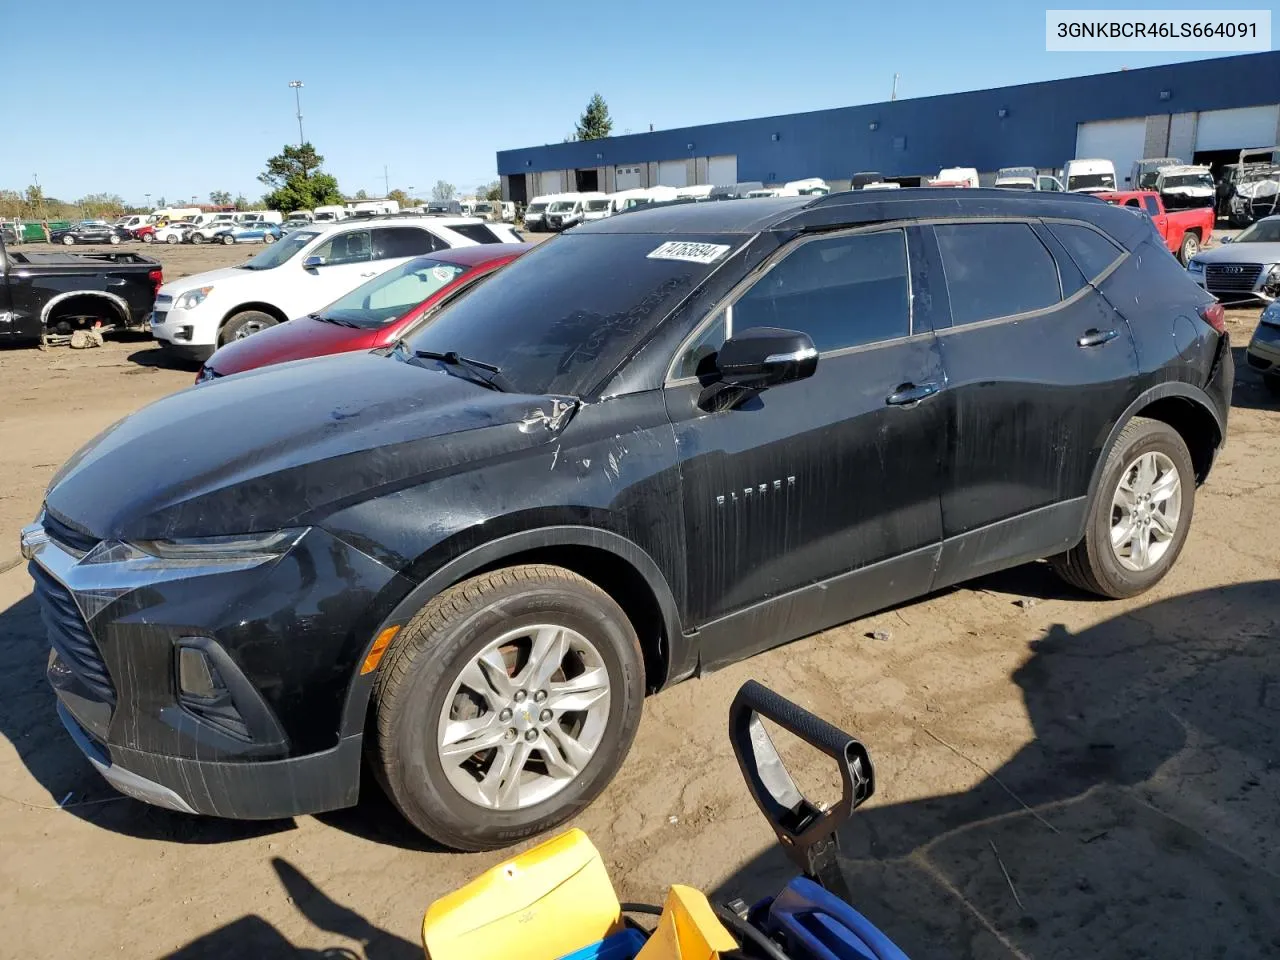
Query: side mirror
303 255 325 268
716 327 817 389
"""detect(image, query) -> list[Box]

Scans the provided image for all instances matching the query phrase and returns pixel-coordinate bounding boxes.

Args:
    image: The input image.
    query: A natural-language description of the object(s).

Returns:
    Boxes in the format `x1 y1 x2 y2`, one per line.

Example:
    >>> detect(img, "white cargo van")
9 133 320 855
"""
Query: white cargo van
233 210 284 224
1130 158 1182 190
312 205 348 222
581 196 616 222
930 168 980 188
785 178 830 195
674 185 715 201
523 195 555 231
545 192 606 231
1063 159 1117 193
607 186 678 213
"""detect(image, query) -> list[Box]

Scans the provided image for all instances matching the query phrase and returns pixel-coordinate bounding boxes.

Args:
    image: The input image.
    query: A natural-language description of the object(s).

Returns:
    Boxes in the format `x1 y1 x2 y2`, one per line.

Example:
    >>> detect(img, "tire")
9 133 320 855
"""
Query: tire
142 233 154 244
192 233 206 244
62 235 75 246
109 234 121 245
263 233 276 244
218 310 278 344
222 234 235 245
1050 416 1195 599
165 233 179 245
370 564 645 850
1178 232 1200 265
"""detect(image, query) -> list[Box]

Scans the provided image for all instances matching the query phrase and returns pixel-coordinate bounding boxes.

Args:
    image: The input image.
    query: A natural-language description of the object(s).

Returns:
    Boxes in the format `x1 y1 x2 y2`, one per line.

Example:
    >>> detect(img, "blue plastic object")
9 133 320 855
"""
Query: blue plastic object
765 876 910 960
555 928 647 960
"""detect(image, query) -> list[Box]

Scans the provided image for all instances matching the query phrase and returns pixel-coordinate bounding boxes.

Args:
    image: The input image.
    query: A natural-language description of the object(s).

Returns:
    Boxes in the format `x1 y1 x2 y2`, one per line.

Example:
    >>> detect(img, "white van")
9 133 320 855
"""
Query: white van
930 167 980 188
312 205 348 222
233 210 284 224
1155 164 1216 209
192 212 237 228
674 185 715 202
581 196 616 222
545 192 606 231
286 210 314 221
1130 158 1182 190
994 167 1037 190
606 186 678 214
149 207 202 224
785 178 830 195
1063 159 1117 193
523 194 555 231
747 186 801 198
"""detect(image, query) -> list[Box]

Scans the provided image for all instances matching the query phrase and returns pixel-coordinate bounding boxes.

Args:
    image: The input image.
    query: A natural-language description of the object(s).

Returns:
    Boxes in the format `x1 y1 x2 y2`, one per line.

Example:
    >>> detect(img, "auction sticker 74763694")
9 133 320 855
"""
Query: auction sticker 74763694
646 241 731 264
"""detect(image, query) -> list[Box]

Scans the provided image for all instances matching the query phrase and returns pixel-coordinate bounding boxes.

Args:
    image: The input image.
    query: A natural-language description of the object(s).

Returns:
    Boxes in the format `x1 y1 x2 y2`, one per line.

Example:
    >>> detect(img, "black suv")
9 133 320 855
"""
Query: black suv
23 190 1232 850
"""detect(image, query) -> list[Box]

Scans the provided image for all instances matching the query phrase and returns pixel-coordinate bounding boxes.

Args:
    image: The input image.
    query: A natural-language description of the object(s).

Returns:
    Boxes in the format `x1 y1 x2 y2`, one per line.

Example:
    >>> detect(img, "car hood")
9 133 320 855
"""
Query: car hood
1193 242 1280 265
45 351 577 541
207 316 384 375
158 266 253 298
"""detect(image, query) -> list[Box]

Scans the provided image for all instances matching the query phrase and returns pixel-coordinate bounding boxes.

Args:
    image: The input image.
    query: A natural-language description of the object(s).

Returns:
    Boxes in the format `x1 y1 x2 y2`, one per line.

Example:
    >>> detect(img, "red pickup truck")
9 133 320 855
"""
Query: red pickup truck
1094 190 1214 265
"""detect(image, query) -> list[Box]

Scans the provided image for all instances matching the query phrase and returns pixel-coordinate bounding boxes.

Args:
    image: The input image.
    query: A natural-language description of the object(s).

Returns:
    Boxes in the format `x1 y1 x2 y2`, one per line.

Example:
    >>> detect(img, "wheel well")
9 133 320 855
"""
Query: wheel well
220 302 289 332
1133 396 1220 481
466 546 669 692
1184 228 1202 242
45 293 128 327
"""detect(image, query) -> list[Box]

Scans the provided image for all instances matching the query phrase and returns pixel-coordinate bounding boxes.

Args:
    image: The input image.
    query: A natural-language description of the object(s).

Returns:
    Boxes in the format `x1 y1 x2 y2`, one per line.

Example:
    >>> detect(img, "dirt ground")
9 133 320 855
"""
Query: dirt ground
0 240 1277 959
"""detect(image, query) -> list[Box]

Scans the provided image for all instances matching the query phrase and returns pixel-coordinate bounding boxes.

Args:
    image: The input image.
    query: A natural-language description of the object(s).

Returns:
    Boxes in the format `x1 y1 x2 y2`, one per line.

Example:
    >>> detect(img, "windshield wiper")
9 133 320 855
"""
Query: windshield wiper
412 349 513 392
309 312 361 328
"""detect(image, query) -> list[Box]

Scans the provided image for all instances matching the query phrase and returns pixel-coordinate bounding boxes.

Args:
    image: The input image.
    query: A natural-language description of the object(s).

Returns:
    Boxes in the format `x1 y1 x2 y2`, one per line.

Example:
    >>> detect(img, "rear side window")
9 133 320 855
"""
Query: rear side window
372 227 437 259
450 223 502 244
935 223 1060 325
732 230 910 352
1046 223 1123 282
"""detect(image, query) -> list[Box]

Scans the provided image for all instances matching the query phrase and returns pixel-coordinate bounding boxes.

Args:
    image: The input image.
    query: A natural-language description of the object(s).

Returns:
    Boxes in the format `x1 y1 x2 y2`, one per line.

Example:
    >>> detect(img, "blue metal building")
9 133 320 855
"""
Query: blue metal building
497 51 1280 202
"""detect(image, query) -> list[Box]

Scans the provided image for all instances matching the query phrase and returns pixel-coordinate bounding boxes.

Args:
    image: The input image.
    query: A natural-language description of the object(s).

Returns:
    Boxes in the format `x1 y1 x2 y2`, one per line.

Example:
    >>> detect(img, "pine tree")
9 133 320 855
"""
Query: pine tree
574 93 613 141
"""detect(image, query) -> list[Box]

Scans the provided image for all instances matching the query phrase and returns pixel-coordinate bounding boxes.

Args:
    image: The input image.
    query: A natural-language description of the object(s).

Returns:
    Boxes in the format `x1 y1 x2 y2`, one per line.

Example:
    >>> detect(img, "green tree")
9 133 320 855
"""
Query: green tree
76 193 126 219
257 143 341 213
0 190 23 218
156 196 168 209
209 190 232 206
23 184 45 216
387 188 412 208
431 180 456 202
233 194 249 209
353 189 370 201
476 180 501 201
574 93 613 141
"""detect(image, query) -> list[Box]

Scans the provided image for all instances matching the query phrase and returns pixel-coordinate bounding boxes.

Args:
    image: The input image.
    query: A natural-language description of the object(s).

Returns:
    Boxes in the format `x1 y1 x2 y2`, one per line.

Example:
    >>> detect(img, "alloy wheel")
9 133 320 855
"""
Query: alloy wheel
1110 451 1182 571
436 623 611 811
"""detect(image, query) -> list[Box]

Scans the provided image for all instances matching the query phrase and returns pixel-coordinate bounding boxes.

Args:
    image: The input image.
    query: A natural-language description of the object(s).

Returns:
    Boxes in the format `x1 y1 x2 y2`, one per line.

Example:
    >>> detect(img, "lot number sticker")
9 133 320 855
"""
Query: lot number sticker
646 241 731 264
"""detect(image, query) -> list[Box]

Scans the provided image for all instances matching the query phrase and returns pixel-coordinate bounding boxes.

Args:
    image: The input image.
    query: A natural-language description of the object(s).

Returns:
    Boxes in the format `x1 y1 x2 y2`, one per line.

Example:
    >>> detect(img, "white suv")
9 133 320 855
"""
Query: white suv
150 217 520 361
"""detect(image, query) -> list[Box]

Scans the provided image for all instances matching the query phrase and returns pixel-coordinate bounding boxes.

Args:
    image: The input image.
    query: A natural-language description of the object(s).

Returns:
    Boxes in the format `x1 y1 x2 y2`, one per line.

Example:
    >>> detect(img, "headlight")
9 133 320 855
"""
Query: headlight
176 286 214 310
1187 260 1204 273
81 529 307 565
1262 302 1280 326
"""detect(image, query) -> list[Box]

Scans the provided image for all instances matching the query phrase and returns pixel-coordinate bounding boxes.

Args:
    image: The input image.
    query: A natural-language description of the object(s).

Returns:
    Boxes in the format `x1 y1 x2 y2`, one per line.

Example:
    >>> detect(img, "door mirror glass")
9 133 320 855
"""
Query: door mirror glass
302 255 325 268
716 326 817 388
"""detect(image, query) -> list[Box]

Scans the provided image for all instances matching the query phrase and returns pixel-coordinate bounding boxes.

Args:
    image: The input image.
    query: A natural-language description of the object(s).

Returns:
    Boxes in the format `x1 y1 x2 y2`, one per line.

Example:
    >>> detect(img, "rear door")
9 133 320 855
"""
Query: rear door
927 219 1139 583
665 227 946 665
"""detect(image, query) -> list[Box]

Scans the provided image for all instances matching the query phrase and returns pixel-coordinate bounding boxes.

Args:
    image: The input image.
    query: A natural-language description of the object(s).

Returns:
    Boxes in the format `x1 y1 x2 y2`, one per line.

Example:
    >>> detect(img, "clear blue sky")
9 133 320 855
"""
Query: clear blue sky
7 0 1262 205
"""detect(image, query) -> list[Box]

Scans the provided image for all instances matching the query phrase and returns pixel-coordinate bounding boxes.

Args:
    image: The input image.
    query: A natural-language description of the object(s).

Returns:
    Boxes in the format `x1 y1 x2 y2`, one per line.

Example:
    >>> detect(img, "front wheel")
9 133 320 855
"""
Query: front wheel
142 233 154 244
191 233 205 244
219 310 278 344
370 564 645 850
222 234 235 245
263 233 276 244
62 235 75 246
1050 417 1195 598
166 233 179 245
109 234 121 245
1178 232 1200 265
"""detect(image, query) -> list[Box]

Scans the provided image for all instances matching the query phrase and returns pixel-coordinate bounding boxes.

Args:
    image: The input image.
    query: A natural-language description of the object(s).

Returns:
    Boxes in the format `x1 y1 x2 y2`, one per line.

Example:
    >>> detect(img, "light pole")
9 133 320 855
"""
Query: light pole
288 81 305 146
144 193 151 210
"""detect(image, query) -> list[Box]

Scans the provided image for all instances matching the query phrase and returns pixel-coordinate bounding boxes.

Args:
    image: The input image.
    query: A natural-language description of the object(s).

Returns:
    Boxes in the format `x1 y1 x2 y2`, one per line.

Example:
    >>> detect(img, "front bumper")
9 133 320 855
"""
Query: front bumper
150 301 219 350
24 516 404 819
1246 322 1280 374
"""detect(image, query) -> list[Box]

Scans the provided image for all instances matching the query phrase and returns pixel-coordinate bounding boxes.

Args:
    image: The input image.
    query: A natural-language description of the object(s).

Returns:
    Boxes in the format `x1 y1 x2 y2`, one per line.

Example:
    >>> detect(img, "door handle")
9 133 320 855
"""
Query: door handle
885 381 940 406
359 271 377 277
1077 328 1119 347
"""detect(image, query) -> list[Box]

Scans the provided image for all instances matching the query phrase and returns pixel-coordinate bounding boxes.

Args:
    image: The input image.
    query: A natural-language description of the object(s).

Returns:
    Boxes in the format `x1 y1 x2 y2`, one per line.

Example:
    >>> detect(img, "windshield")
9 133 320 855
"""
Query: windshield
586 199 612 211
1068 173 1116 191
237 230 318 269
318 258 467 327
474 203 492 213
548 201 576 212
527 202 548 214
1163 174 1215 189
1235 219 1280 243
999 167 1036 178
404 232 737 395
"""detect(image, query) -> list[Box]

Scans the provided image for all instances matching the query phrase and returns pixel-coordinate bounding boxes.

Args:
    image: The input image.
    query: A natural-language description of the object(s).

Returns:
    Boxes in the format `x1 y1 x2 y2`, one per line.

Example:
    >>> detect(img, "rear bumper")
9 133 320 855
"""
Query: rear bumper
59 703 362 819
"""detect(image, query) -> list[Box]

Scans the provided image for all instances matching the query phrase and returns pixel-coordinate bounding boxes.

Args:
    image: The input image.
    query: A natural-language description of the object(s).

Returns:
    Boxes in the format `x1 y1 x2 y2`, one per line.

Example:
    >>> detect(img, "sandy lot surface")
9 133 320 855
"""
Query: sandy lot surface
0 240 1277 958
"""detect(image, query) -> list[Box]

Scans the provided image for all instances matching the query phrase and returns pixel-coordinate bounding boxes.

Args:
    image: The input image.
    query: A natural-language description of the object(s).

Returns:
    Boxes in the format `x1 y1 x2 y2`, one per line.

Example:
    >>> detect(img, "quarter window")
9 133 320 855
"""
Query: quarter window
731 230 910 352
313 230 371 265
935 223 1060 325
1046 222 1123 282
450 223 503 244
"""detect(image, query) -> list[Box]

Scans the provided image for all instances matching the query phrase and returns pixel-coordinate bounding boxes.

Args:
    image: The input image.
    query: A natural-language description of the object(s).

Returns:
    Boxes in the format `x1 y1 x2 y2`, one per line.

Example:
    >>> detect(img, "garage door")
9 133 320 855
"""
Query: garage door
707 155 737 186
538 170 563 195
657 160 688 187
1075 118 1147 186
614 165 642 191
1196 106 1280 151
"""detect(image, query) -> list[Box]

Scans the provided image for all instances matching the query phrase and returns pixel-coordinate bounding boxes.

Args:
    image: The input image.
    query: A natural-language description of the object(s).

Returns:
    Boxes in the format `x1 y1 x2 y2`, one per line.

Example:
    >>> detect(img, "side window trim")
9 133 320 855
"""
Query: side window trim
664 224 914 384
1040 217 1129 288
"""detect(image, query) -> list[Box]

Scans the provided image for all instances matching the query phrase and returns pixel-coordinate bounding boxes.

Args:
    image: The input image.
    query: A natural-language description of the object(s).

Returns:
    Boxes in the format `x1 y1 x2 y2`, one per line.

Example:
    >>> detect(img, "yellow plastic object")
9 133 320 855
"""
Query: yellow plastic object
422 828 622 960
634 885 738 960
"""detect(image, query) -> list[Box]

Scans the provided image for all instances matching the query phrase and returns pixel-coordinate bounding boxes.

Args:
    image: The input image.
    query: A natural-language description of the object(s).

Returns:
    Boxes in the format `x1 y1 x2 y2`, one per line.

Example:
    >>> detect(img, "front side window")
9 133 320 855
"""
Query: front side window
372 227 437 259
313 230 371 265
935 223 1060 325
731 230 910 352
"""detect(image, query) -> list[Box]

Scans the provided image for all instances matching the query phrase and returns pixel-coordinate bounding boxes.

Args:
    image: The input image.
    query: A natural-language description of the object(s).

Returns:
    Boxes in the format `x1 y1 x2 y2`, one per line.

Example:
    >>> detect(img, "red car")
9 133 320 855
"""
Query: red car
196 243 531 381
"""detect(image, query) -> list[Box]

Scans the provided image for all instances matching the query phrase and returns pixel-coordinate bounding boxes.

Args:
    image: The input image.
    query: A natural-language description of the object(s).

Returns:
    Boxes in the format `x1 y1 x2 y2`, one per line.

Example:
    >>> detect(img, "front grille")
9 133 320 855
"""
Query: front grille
43 510 99 557
30 562 115 703
1205 263 1263 293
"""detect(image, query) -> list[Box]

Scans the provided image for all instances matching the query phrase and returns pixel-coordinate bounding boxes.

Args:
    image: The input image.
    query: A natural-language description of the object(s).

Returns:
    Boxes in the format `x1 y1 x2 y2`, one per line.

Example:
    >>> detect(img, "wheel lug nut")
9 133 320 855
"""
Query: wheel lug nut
513 690 527 703
539 709 553 723
505 728 517 741
498 708 513 722
524 729 538 742
534 690 547 703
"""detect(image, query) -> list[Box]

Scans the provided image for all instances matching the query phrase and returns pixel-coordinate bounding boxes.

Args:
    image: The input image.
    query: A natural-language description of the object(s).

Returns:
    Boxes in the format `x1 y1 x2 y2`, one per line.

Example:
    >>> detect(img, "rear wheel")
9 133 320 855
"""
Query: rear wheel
142 233 154 244
62 235 75 246
109 234 121 245
263 233 276 244
1178 232 1200 265
1050 417 1195 598
222 234 235 245
218 310 278 344
165 233 179 245
191 233 205 244
371 564 645 850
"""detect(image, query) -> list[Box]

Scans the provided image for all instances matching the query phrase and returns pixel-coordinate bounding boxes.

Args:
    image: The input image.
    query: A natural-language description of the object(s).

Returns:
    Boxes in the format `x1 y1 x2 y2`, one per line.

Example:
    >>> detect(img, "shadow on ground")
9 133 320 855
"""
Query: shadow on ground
159 857 419 959
714 580 1280 959
1230 344 1279 412
128 345 199 372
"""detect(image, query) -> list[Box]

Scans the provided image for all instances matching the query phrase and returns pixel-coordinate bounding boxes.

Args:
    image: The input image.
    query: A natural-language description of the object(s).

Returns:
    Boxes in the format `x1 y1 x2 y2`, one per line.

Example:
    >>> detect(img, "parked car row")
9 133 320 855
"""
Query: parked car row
21 188 1239 857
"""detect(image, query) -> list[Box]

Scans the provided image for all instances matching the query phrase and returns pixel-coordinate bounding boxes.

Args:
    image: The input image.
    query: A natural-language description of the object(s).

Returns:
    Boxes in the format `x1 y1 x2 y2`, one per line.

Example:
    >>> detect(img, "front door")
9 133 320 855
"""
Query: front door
299 228 378 314
664 227 946 666
927 219 1139 564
